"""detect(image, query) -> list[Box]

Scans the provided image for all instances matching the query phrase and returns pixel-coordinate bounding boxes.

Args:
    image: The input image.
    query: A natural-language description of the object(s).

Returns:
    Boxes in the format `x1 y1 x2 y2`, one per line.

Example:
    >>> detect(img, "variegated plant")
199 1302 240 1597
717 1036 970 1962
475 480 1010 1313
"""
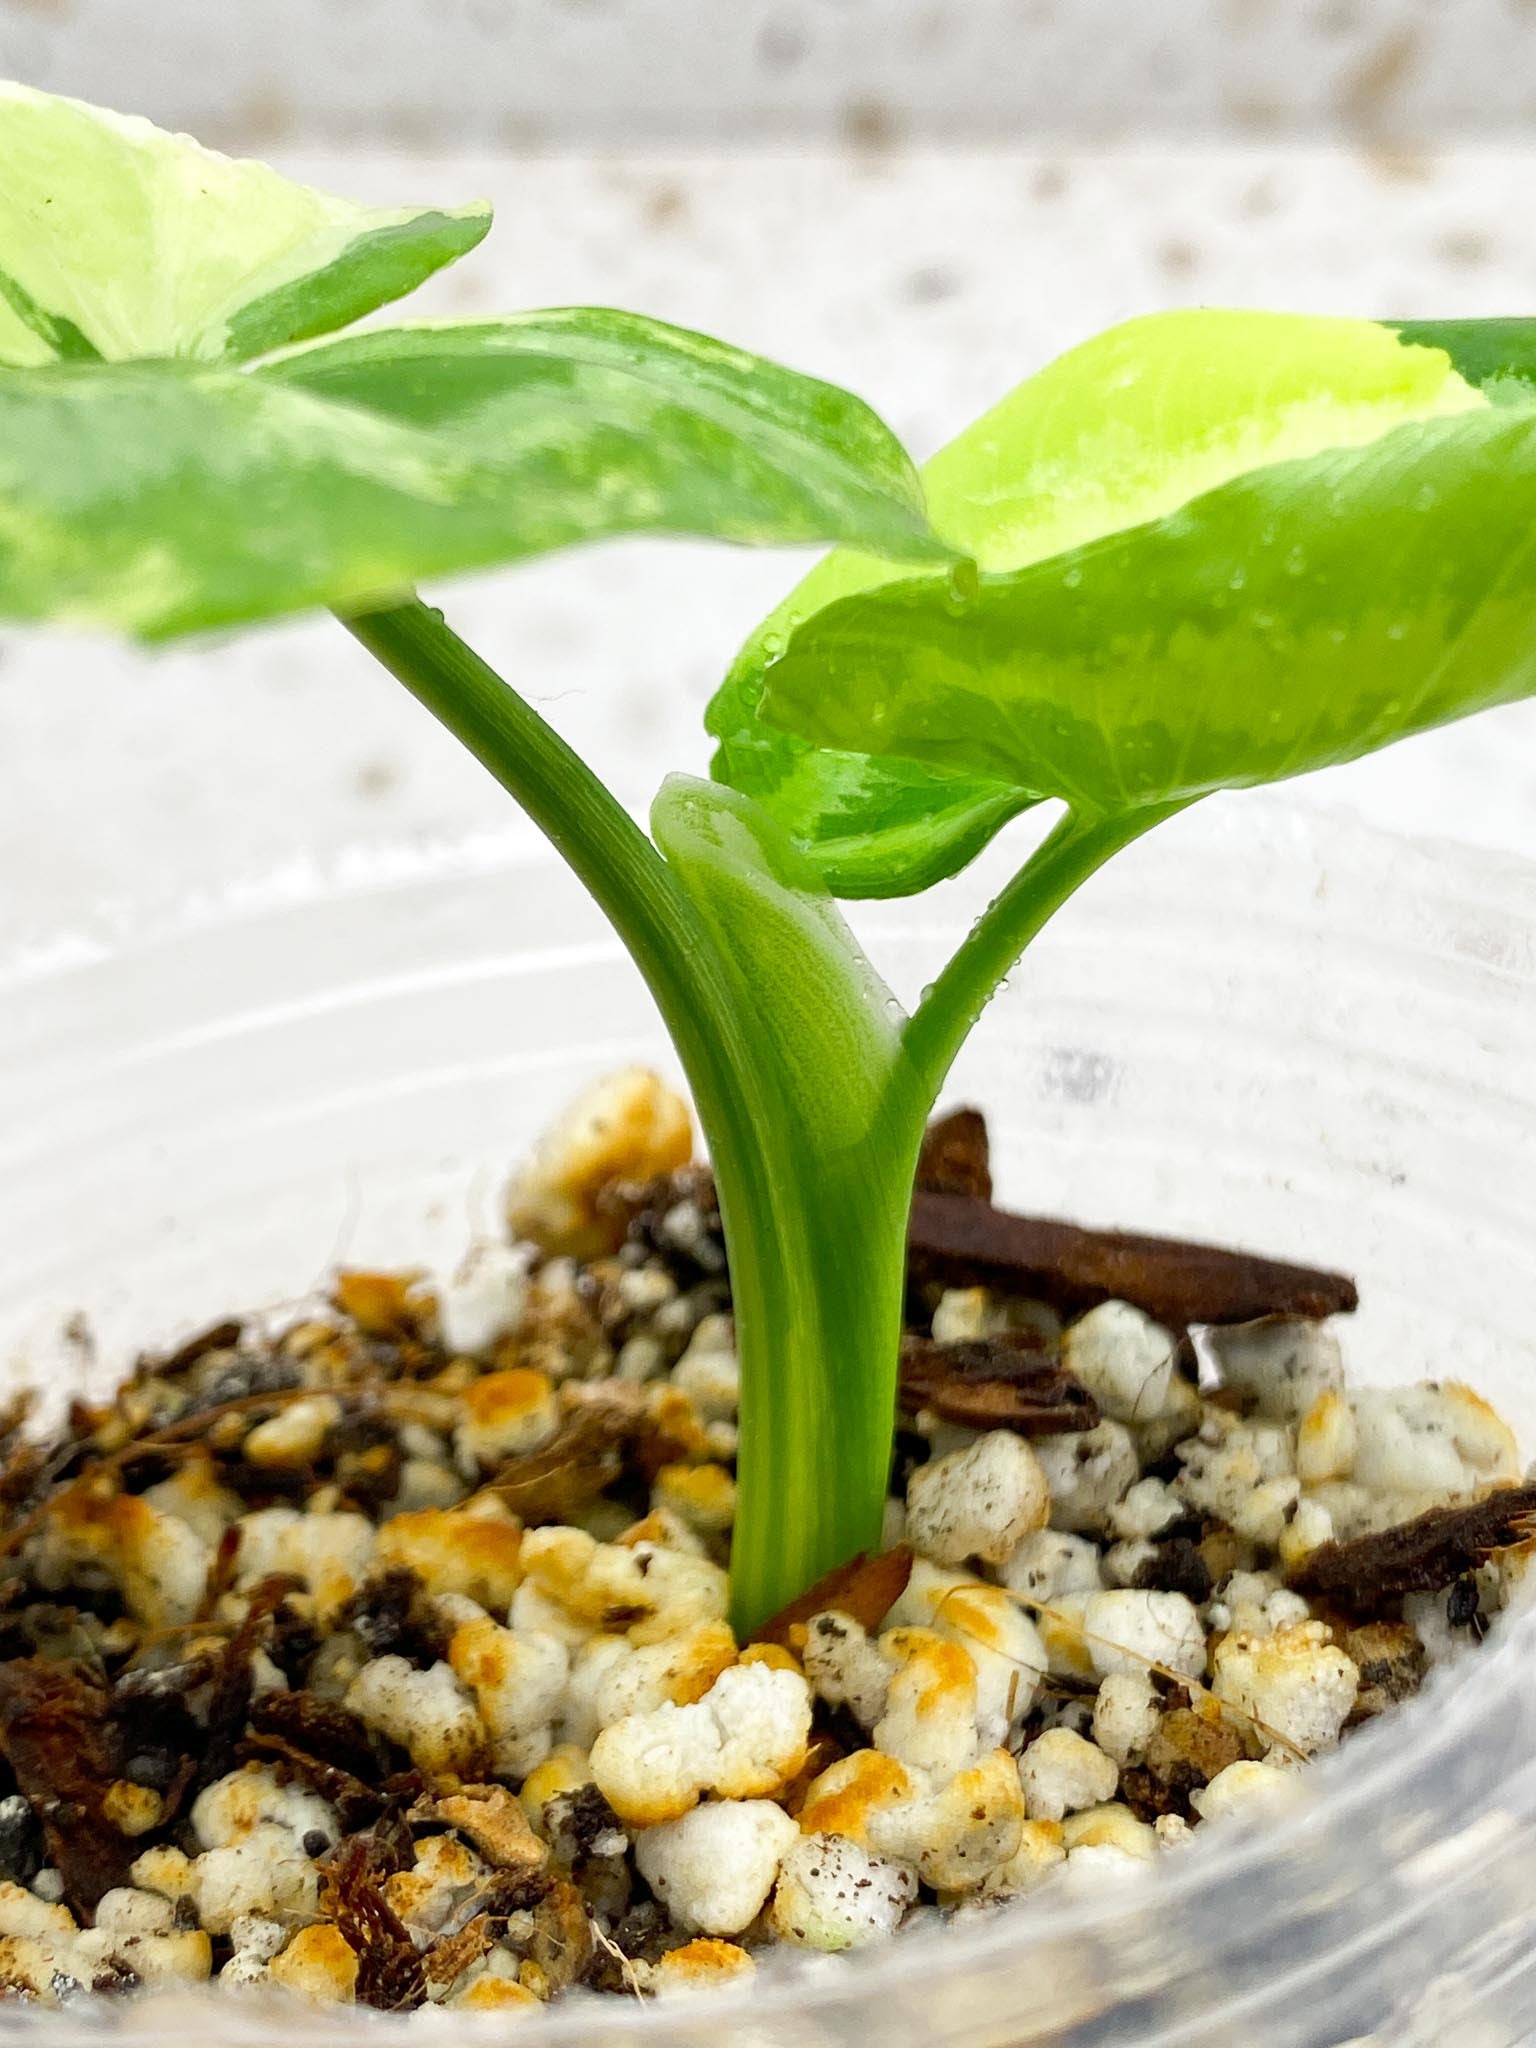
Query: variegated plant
3 82 1533 1626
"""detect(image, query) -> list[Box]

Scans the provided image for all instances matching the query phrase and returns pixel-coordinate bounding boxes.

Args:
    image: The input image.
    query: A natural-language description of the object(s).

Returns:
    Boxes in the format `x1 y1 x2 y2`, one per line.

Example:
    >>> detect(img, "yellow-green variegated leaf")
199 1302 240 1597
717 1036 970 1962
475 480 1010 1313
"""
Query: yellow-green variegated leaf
0 308 937 637
763 402 1536 812
713 309 1486 890
260 311 938 561
0 81 488 366
1386 319 1536 403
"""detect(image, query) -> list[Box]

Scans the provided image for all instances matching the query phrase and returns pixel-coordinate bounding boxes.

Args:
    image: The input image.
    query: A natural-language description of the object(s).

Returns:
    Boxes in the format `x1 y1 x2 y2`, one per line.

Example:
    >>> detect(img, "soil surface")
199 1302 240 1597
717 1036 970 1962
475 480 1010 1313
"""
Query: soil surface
0 1075 1524 2012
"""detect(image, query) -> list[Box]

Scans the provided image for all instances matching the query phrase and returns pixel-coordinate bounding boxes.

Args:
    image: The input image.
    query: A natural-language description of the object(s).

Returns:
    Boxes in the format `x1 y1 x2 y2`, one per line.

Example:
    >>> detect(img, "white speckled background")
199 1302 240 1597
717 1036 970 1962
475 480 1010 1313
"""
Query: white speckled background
4 0 1536 944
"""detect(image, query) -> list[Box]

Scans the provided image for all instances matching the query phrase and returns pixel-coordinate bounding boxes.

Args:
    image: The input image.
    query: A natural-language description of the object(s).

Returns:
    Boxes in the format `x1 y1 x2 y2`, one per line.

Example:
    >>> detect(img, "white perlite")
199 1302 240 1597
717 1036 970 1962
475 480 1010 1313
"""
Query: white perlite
635 1801 799 1935
1211 1624 1359 1755
1033 1422 1141 1534
768 1834 918 1950
590 1662 812 1827
905 1430 1050 1565
998 1528 1104 1600
1018 1729 1120 1821
1092 1670 1161 1766
801 1612 894 1729
1063 1302 1177 1424
1192 1760 1299 1822
1082 1590 1206 1681
438 1240 532 1359
1206 1318 1345 1423
345 1656 485 1775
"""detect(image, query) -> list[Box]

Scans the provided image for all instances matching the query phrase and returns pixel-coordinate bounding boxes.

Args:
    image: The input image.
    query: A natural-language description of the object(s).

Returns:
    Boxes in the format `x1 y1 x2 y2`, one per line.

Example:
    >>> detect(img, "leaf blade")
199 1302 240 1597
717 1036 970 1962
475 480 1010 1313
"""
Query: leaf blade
0 362 504 636
913 309 1482 573
706 680 1033 898
0 312 938 638
708 308 1478 892
260 311 939 560
0 81 489 365
1386 318 1536 402
761 404 1536 811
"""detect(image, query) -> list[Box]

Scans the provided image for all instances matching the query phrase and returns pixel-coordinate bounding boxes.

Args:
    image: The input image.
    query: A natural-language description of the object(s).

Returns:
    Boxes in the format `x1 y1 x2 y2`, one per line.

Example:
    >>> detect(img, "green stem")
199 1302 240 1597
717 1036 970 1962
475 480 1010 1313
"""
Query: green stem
341 598 913 1631
903 801 1189 1108
341 604 1186 1634
717 1084 923 1632
342 600 713 1054
342 604 783 1287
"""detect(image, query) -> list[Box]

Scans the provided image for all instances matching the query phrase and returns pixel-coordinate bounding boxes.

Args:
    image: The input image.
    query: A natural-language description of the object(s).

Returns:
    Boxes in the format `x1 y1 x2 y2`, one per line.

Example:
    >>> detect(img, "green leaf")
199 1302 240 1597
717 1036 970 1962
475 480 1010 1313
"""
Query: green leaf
710 308 1478 892
0 361 500 634
761 402 1536 811
910 309 1484 572
1386 319 1536 403
701 707 1033 898
0 312 937 637
0 81 489 366
261 312 939 560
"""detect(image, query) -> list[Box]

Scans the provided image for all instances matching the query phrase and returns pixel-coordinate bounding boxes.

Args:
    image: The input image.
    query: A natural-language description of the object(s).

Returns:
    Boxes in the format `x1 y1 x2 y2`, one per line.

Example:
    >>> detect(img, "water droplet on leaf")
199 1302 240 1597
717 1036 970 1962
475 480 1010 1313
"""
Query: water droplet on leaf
946 557 979 604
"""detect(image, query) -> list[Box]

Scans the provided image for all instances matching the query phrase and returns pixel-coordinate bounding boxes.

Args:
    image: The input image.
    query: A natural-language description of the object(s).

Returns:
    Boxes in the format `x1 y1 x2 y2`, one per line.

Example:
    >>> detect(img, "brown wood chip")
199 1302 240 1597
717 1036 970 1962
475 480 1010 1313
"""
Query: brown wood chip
239 1731 384 1833
338 1565 447 1665
422 1912 495 1991
909 1191 1359 1327
0 1659 135 1913
248 1687 382 1781
195 1573 300 1793
142 1319 245 1381
196 1523 243 1624
1341 1620 1428 1719
915 1107 993 1201
523 1876 595 1994
322 1835 427 2011
486 1401 638 1525
749 1544 914 1649
1289 1484 1536 1609
0 1435 56 1527
899 1331 1099 1435
1129 1536 1212 1605
474 1865 557 1924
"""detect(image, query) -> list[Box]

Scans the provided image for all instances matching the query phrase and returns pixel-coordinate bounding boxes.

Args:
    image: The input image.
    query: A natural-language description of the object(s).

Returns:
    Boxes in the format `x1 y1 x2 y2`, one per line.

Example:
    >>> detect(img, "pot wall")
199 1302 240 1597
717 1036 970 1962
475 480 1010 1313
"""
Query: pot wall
0 799 1533 2042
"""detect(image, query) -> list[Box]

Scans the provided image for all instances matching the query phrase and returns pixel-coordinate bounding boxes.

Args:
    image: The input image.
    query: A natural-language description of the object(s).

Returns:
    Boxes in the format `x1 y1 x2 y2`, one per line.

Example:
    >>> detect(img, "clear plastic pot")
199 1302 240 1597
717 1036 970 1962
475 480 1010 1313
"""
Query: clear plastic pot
2 799 1534 2047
